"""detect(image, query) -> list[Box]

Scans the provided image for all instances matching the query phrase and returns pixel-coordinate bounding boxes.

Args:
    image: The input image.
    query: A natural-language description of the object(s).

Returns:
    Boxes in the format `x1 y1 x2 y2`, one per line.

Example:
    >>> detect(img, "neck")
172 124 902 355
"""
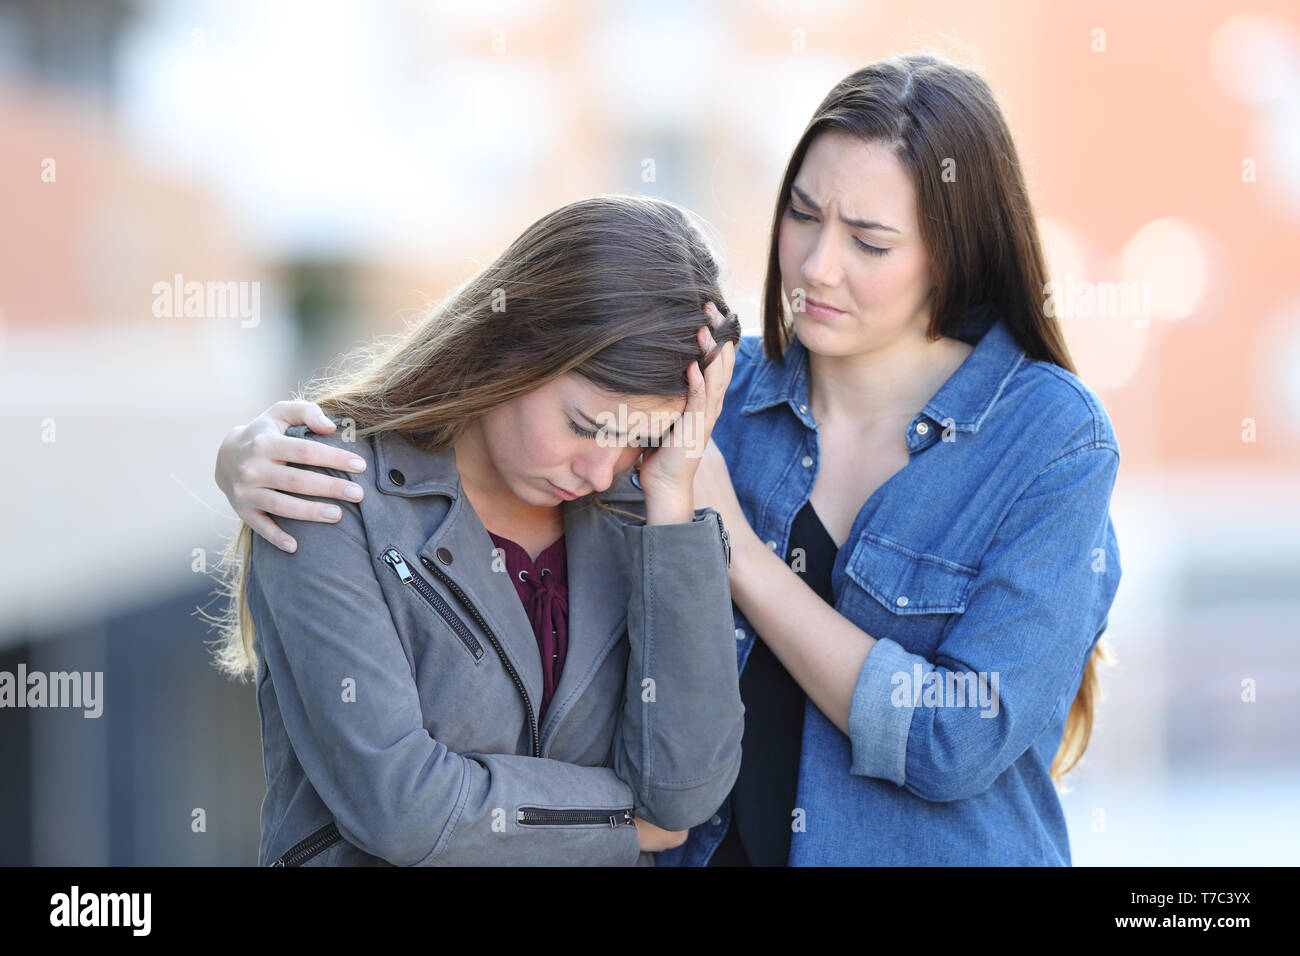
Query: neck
806 322 969 430
450 420 505 498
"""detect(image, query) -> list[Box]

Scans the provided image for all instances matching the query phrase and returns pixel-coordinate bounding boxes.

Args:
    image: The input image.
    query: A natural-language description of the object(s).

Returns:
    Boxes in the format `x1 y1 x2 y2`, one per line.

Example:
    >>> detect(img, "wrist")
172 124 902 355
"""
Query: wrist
644 492 694 526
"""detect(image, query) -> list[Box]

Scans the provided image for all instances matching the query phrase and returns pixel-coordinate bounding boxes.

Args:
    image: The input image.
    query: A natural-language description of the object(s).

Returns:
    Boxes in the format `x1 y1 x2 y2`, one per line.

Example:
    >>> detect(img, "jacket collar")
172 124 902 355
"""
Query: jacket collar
740 305 1025 436
372 431 634 752
373 432 462 498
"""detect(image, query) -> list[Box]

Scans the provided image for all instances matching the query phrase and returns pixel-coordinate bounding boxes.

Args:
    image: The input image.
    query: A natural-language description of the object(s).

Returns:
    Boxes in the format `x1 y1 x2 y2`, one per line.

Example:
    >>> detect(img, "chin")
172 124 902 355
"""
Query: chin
793 313 854 353
494 474 542 507
522 482 558 506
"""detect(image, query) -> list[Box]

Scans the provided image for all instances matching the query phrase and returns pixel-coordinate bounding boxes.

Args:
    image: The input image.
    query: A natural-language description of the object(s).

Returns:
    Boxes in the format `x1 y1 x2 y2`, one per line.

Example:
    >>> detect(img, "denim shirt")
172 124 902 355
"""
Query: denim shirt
656 305 1122 866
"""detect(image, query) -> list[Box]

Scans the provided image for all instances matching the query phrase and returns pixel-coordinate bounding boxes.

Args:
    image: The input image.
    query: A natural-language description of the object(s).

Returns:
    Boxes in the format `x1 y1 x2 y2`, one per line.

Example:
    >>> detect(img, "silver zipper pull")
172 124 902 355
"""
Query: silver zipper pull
381 548 414 583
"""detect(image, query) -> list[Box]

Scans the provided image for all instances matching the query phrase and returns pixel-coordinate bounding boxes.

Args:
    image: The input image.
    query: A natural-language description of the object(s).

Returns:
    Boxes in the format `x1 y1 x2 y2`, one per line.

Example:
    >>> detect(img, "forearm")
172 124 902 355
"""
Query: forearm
425 751 643 866
728 526 877 735
613 508 744 830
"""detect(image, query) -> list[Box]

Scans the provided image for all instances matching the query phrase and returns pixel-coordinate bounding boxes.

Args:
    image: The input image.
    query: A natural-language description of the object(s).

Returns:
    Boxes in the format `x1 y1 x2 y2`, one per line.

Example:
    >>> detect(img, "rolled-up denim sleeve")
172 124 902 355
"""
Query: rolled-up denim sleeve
846 441 1121 802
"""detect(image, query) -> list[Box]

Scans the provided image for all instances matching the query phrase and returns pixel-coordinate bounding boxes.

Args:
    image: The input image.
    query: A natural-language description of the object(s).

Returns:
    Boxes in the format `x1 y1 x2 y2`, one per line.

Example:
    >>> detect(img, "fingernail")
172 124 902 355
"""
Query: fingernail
344 484 364 500
281 538 296 553
349 458 366 472
316 415 333 428
321 505 341 519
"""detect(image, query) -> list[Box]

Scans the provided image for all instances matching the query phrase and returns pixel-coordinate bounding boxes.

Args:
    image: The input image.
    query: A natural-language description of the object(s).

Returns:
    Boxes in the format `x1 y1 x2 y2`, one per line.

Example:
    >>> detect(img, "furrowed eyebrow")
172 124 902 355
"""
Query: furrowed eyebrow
790 183 901 233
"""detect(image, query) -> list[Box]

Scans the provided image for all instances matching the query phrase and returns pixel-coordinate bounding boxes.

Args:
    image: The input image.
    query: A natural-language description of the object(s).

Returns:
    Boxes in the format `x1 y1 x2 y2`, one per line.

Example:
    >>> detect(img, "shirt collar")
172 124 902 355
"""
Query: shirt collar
741 305 1025 435
922 305 1026 434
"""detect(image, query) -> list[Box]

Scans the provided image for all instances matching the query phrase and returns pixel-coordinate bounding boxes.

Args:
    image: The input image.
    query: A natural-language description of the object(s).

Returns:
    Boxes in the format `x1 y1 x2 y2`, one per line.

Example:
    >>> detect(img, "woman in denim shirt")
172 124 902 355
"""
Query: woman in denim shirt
675 54 1121 865
216 53 1121 866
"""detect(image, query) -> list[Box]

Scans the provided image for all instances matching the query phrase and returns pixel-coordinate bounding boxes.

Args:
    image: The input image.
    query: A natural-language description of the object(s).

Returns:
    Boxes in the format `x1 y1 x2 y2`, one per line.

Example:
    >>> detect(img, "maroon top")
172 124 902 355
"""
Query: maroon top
486 530 568 724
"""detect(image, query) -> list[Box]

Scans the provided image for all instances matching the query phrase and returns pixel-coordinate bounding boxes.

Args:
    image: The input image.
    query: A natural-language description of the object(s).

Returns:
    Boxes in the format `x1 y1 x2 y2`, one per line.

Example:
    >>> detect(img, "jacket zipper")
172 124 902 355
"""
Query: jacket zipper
272 821 343 866
517 807 635 828
381 548 485 662
418 553 541 759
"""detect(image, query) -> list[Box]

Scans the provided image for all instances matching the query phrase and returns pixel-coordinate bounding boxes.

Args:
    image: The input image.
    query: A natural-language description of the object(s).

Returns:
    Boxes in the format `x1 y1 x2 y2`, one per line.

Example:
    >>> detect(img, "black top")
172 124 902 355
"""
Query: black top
709 499 839 866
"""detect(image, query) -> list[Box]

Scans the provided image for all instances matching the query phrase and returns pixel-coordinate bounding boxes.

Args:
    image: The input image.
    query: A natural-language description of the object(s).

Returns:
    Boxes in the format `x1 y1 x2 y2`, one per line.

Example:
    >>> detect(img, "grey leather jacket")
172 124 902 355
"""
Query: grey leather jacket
246 425 744 866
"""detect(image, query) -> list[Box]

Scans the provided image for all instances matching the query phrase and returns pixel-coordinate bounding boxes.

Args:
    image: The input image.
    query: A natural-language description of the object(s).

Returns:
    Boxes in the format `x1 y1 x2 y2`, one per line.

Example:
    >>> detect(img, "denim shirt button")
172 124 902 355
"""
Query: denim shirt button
798 403 808 414
915 421 929 435
801 455 813 468
710 814 723 826
734 628 745 640
896 595 909 607
766 539 777 550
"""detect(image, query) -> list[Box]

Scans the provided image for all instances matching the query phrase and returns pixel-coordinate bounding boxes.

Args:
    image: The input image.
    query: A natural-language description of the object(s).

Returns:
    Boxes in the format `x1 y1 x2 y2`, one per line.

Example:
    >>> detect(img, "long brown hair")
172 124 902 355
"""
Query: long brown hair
210 194 741 681
760 53 1108 786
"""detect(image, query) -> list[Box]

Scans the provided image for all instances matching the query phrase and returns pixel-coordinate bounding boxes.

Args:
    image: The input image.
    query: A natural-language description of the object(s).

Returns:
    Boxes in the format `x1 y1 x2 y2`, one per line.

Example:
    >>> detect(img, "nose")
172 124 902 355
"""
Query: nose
573 445 626 494
800 220 841 290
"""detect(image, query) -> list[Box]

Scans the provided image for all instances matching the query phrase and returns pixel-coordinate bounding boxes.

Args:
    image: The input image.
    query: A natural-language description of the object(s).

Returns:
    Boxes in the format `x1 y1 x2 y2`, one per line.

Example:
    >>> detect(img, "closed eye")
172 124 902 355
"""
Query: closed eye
787 203 890 257
568 419 599 439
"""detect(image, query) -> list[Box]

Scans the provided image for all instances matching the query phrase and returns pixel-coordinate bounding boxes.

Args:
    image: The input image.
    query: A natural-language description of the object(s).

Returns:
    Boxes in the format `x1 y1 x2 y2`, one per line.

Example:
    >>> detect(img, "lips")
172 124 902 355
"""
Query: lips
806 297 844 314
548 481 580 500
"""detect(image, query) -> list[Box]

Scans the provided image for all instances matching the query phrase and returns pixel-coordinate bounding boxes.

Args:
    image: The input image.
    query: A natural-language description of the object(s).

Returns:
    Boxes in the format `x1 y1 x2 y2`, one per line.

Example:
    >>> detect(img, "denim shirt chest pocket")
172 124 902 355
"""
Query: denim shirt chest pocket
840 534 977 659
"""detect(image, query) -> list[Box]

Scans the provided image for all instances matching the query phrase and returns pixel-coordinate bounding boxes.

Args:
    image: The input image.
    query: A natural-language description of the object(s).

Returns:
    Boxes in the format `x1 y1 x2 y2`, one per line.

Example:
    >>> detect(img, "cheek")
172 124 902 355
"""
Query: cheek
849 249 927 309
492 407 566 475
525 429 574 471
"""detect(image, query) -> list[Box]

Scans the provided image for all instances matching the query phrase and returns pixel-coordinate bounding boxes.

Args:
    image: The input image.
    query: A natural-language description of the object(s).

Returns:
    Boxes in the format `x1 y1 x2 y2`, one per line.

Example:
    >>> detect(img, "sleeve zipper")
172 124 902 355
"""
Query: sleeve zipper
517 807 635 828
272 821 344 866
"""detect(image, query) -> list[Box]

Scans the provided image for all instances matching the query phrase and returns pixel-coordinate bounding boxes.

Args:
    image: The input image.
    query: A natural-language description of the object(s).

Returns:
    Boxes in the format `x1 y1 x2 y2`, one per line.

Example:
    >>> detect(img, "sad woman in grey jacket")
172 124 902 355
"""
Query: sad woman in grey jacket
211 195 744 866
